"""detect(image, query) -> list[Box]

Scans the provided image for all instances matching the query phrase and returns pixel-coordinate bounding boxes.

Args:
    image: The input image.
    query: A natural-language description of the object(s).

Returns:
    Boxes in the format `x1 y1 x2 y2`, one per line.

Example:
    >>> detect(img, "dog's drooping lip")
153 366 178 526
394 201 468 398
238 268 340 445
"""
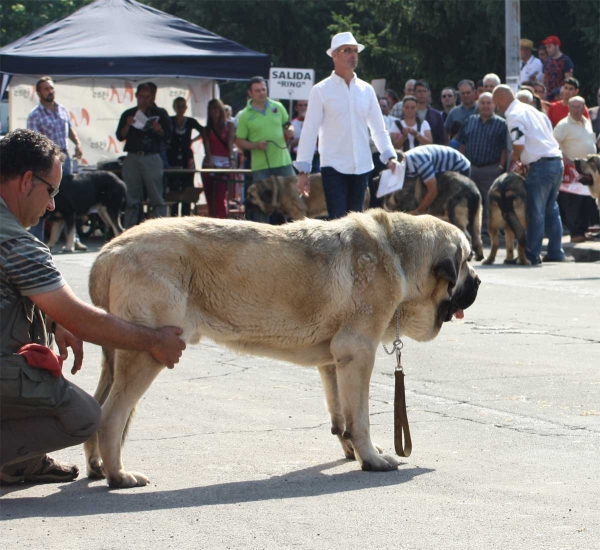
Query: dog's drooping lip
578 174 593 186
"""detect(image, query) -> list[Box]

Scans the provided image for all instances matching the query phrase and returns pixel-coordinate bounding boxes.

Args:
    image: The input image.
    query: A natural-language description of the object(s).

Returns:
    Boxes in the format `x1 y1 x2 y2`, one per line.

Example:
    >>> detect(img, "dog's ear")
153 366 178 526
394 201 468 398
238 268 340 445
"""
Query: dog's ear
433 247 462 296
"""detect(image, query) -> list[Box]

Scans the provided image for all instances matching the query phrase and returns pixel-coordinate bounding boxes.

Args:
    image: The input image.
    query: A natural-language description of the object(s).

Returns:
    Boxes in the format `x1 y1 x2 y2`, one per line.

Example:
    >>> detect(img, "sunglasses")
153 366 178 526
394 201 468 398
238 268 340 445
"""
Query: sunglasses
337 47 359 54
33 173 60 198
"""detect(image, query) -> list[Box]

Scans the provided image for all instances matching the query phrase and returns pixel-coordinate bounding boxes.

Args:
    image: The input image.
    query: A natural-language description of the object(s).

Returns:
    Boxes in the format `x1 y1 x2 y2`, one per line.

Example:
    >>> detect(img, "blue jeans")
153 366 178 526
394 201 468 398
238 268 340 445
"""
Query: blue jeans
525 157 564 263
321 167 370 220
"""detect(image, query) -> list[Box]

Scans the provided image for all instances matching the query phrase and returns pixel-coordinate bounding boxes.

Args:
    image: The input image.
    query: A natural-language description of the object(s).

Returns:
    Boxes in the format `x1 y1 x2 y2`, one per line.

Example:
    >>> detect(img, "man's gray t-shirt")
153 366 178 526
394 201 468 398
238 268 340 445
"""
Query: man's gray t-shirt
0 198 65 313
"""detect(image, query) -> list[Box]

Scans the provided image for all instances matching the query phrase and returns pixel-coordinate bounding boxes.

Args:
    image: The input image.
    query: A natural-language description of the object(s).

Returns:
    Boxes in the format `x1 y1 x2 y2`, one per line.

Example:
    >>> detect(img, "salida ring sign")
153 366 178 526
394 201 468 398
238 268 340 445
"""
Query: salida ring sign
269 68 315 101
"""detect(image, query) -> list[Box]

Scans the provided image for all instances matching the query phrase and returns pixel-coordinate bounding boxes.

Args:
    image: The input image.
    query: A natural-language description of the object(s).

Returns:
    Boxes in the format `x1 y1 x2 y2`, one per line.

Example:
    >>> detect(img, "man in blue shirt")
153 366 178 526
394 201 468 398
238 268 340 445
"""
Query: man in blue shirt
403 144 471 215
458 92 508 235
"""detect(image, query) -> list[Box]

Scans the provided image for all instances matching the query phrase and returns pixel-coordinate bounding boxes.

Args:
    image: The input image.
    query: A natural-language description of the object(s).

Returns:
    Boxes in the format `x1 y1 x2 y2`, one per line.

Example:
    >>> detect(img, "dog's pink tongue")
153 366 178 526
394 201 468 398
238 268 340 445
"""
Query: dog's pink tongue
453 309 464 320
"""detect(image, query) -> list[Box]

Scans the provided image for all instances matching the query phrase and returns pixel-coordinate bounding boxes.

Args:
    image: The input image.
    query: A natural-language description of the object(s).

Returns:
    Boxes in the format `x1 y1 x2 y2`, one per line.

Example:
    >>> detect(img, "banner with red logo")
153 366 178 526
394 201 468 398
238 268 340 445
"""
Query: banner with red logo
9 76 214 168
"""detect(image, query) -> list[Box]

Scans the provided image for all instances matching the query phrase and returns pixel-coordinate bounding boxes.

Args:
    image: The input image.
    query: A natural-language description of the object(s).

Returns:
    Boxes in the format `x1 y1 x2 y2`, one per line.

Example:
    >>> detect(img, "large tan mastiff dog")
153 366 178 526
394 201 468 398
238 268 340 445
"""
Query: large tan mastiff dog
84 210 480 488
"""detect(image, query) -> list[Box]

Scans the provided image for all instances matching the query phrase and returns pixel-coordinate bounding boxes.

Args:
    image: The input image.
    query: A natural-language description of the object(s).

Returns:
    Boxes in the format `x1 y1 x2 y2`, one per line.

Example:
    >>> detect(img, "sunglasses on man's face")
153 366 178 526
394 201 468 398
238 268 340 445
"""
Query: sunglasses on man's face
33 173 60 198
337 48 359 55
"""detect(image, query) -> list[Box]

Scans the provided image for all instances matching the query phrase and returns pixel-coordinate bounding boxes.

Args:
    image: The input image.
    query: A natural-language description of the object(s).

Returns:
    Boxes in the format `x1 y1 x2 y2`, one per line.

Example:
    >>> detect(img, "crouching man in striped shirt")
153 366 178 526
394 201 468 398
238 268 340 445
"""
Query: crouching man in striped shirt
0 129 186 486
403 144 472 215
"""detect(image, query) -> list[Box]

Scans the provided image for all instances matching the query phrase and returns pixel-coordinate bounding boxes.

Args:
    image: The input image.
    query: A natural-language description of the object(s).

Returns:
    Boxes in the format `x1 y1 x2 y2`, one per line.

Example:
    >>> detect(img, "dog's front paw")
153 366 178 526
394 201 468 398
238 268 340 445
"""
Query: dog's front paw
481 256 495 265
360 453 399 472
107 470 150 489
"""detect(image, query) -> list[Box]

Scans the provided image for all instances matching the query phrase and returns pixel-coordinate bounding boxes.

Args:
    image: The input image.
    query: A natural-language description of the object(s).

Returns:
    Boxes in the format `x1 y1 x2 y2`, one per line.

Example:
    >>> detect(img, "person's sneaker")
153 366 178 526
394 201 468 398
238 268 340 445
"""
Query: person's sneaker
542 255 575 263
0 456 79 486
74 240 88 251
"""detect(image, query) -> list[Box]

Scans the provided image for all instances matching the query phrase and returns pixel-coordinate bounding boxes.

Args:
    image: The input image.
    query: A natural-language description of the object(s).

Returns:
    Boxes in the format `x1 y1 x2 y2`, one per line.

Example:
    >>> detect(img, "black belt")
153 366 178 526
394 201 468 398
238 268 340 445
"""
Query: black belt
472 162 498 168
533 157 561 163
128 151 157 156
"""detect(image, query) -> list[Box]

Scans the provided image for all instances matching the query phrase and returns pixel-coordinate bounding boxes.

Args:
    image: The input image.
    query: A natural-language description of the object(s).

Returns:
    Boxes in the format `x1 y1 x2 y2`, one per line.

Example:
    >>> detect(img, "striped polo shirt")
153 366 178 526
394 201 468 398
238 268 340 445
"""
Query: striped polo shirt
457 114 508 166
404 144 471 181
0 199 65 311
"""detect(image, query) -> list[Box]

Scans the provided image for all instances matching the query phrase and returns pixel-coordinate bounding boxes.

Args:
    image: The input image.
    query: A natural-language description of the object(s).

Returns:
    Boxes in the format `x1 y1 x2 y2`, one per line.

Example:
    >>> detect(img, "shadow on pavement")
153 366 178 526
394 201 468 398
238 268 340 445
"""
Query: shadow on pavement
1 460 434 518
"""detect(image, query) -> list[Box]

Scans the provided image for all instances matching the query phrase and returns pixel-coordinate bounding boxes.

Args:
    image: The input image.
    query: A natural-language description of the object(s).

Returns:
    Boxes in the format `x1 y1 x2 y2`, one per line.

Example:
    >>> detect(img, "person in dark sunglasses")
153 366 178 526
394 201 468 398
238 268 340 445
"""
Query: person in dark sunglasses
0 129 186 486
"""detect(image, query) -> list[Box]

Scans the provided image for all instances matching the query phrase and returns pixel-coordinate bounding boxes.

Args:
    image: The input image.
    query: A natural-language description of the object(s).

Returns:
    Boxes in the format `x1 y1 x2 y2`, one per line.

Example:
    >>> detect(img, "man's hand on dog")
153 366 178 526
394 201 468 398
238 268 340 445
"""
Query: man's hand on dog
151 327 186 369
297 172 310 197
54 324 84 375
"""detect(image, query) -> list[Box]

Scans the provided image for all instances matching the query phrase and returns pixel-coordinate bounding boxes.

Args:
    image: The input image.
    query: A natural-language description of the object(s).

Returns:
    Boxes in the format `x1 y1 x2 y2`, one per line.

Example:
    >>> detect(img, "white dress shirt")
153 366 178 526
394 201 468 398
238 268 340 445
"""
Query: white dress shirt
294 71 396 174
505 99 561 165
520 55 544 83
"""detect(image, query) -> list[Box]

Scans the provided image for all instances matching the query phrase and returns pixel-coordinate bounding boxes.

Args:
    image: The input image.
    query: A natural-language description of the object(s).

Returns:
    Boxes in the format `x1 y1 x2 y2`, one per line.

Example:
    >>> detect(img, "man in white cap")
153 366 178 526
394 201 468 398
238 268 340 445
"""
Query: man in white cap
294 32 400 219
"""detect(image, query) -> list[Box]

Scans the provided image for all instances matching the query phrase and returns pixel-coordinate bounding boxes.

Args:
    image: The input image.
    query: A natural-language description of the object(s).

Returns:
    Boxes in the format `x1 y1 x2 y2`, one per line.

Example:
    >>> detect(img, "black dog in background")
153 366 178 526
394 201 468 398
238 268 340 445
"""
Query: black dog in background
46 171 127 252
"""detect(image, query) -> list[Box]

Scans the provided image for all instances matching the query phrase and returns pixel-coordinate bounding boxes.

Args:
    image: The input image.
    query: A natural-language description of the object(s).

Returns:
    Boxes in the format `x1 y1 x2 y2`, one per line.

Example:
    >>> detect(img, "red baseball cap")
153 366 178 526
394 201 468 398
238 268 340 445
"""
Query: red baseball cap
541 35 561 46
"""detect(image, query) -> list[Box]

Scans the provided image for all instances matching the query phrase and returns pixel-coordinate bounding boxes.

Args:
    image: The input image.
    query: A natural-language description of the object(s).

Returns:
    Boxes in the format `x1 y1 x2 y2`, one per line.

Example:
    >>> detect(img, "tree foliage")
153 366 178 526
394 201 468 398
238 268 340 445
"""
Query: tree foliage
2 0 598 109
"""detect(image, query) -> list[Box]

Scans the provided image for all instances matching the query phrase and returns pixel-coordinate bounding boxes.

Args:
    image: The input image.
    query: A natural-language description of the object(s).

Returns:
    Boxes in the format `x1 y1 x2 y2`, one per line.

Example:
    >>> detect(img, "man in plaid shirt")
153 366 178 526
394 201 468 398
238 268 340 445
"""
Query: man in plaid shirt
27 76 85 248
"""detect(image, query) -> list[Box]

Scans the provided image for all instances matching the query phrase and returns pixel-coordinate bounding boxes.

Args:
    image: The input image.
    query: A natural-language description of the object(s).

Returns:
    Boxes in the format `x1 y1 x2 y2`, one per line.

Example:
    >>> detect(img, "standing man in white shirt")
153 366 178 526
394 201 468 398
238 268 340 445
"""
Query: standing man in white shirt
294 32 400 219
493 85 566 265
520 39 544 83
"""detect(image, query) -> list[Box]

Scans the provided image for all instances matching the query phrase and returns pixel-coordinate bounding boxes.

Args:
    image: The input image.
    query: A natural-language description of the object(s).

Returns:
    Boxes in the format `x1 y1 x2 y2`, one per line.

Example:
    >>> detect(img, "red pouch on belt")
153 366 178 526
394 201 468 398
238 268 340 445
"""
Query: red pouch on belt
17 344 63 378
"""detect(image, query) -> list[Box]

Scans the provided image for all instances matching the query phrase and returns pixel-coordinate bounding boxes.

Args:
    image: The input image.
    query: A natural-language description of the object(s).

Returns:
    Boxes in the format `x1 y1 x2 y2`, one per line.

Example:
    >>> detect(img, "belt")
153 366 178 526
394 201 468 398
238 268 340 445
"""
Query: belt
532 156 561 163
472 162 498 168
128 151 156 156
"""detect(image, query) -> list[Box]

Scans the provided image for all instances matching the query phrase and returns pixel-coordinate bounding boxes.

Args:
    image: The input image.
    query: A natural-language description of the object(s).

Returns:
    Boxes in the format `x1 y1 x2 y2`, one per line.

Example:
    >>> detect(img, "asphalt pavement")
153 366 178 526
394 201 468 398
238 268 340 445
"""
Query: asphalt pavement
1 236 599 550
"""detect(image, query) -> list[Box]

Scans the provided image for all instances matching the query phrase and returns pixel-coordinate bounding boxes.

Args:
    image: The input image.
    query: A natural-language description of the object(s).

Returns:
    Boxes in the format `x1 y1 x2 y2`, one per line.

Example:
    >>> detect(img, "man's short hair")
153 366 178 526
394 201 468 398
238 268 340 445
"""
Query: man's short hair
414 80 431 92
136 83 152 95
35 76 53 92
441 87 455 97
483 73 501 86
378 96 390 107
564 77 579 89
0 129 65 184
476 79 484 88
458 79 475 90
385 89 399 103
248 76 266 91
478 92 494 101
568 95 585 105
145 82 158 93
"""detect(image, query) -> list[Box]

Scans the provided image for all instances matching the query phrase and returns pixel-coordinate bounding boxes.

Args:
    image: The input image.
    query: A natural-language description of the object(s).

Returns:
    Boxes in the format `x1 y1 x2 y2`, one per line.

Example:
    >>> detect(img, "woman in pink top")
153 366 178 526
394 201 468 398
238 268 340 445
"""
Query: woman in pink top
202 99 235 218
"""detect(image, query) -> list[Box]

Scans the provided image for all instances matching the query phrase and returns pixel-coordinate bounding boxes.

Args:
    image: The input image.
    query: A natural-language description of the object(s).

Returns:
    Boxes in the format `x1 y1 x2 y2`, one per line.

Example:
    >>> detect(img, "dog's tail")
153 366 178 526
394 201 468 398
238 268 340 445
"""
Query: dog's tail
89 248 114 310
499 177 527 249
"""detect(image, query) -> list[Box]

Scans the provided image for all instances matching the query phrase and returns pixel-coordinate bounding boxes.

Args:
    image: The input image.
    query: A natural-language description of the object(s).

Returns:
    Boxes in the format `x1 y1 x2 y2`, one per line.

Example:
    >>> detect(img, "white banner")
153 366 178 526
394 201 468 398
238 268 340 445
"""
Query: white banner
269 68 314 101
9 76 214 168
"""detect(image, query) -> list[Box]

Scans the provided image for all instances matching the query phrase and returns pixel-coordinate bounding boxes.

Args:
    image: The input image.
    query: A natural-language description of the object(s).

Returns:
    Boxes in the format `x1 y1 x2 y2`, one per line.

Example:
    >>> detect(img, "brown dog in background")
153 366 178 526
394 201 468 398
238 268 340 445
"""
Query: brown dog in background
482 172 529 265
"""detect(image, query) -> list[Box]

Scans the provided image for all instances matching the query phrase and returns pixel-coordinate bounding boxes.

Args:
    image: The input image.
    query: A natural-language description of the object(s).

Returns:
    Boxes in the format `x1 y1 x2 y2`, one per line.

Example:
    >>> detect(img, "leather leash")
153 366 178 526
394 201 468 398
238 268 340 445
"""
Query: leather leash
382 309 412 457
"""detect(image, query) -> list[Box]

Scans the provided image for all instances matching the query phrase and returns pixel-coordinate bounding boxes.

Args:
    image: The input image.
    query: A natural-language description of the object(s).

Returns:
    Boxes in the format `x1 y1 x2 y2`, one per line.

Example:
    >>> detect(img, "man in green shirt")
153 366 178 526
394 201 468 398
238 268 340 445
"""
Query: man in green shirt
235 76 295 222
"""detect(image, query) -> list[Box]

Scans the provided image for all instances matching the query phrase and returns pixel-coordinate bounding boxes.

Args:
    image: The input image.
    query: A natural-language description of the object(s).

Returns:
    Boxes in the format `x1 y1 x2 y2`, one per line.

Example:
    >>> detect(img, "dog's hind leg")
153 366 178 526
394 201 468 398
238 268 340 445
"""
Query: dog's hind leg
97 205 122 239
504 226 516 263
482 209 502 265
97 350 164 488
84 347 115 479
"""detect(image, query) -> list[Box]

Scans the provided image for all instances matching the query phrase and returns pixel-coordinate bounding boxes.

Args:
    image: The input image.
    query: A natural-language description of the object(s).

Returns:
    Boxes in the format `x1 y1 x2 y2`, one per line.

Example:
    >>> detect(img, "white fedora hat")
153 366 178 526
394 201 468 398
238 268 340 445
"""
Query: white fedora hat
326 31 365 57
